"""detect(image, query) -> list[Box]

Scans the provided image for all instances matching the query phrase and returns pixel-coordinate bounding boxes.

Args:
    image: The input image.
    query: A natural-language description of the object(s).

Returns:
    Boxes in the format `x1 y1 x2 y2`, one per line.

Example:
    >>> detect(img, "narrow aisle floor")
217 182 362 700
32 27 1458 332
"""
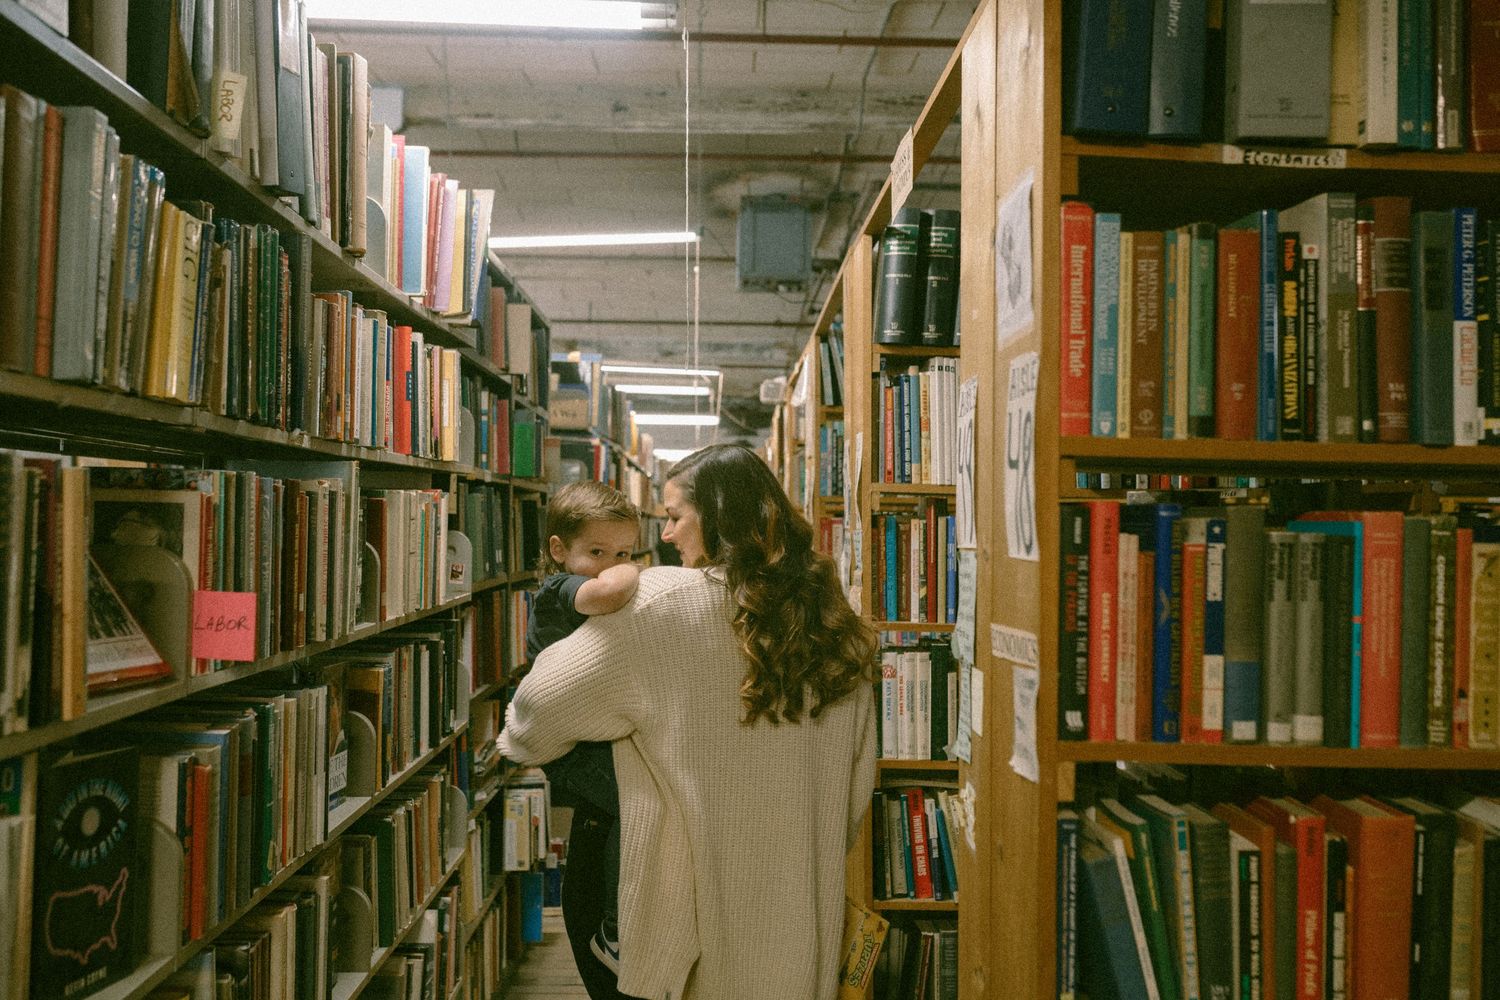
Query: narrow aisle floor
508 909 589 999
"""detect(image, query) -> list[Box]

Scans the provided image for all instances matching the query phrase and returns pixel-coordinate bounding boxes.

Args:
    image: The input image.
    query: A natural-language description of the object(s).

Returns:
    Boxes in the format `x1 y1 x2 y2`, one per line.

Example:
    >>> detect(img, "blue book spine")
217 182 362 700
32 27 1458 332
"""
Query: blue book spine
1056 813 1080 1000
898 791 916 896
520 871 544 943
369 317 381 445
1203 518 1228 735
1148 0 1209 138
1153 503 1183 741
946 515 959 622
1288 519 1365 747
1163 228 1179 440
401 145 430 295
935 805 959 894
899 374 912 482
1065 0 1152 135
910 370 923 478
1093 212 1122 436
885 515 899 620
1257 210 1281 440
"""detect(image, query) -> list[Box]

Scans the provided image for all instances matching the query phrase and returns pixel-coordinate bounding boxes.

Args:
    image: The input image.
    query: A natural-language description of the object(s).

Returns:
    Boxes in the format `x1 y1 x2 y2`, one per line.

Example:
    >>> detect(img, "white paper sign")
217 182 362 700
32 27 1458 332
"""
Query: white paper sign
1005 352 1040 562
995 171 1035 346
211 70 249 146
991 624 1040 668
1009 665 1040 783
950 659 973 763
955 377 979 549
953 550 978 665
954 782 979 853
891 129 915 214
971 665 985 737
851 432 865 531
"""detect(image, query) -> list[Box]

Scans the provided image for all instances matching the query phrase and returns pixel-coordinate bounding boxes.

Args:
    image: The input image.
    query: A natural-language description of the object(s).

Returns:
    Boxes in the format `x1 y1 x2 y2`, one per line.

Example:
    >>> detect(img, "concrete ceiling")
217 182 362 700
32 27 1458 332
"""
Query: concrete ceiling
312 0 974 451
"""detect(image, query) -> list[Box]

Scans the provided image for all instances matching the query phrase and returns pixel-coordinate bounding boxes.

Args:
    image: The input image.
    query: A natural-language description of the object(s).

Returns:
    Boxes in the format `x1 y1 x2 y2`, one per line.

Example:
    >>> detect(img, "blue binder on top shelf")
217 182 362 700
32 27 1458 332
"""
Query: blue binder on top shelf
1064 0 1153 136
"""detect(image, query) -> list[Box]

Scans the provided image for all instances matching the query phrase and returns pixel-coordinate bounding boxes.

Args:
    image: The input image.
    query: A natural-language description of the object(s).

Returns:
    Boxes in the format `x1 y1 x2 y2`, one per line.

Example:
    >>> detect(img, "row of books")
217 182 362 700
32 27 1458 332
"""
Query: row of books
819 329 847 408
1065 0 1500 150
1057 497 1500 751
874 502 960 625
872 784 962 903
879 642 958 762
1061 195 1500 446
816 515 847 567
462 810 497 925
1059 779 1500 1000
876 358 961 485
55 0 500 313
501 770 550 872
463 904 510 1000
477 293 550 406
817 420 846 497
878 921 958 1000
873 208 961 347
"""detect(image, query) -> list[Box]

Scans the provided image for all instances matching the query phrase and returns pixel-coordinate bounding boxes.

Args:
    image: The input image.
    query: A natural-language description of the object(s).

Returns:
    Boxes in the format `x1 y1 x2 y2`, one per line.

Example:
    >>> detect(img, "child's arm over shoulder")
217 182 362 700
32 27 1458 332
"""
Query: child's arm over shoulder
573 562 640 615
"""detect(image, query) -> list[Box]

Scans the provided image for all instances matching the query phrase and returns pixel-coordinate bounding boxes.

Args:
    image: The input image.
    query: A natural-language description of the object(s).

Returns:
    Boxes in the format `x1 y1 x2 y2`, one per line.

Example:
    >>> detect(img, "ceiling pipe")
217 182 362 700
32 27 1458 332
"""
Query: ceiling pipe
425 148 960 165
308 22 958 46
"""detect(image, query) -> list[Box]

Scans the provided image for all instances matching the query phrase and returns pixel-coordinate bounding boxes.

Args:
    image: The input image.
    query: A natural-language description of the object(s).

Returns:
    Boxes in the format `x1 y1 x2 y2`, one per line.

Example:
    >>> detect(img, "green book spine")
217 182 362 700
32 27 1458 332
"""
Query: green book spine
1399 517 1432 746
1187 223 1217 438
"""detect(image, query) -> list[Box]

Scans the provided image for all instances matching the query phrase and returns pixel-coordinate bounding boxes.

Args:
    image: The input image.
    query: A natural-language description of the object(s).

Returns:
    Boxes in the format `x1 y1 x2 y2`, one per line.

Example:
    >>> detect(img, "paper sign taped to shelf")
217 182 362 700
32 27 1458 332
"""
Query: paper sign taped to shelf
211 71 248 145
995 170 1035 345
1005 352 1040 561
953 549 978 664
991 624 1040 668
955 377 978 549
1220 144 1347 170
954 781 978 853
1010 665 1040 783
891 129 915 213
971 663 985 737
950 659 973 763
193 591 258 661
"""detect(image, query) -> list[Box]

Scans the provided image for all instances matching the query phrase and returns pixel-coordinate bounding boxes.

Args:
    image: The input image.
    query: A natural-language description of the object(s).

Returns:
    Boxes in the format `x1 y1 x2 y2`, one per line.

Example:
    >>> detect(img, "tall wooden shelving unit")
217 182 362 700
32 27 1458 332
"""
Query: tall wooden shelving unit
955 1 1500 997
0 4 554 998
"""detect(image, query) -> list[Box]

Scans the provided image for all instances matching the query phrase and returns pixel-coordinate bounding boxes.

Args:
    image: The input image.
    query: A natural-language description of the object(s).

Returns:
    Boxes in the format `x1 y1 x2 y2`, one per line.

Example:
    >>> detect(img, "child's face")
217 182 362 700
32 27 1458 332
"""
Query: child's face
551 520 638 578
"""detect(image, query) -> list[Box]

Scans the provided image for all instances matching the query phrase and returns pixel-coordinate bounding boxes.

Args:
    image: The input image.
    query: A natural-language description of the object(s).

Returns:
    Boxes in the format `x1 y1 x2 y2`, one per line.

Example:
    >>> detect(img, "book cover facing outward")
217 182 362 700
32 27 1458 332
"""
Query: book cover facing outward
30 745 139 998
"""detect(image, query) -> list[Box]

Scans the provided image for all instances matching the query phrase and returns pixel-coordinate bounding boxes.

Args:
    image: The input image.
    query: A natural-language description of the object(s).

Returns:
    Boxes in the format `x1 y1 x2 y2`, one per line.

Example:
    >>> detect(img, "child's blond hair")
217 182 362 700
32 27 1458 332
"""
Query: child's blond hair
542 480 641 573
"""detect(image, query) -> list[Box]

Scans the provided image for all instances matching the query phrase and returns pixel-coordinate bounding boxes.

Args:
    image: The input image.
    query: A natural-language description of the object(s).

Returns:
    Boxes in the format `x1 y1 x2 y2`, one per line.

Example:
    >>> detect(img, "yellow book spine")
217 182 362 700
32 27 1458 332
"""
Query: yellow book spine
143 204 182 400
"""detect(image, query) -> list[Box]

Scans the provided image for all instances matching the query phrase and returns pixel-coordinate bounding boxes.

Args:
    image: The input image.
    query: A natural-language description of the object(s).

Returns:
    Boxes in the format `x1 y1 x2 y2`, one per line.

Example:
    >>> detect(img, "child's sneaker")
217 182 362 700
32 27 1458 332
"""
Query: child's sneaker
590 926 621 974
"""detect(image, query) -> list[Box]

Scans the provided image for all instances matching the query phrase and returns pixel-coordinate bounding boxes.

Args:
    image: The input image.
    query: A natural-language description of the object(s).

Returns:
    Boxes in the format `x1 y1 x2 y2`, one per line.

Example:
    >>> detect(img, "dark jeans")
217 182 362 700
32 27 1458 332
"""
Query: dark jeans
562 808 643 1000
543 741 619 937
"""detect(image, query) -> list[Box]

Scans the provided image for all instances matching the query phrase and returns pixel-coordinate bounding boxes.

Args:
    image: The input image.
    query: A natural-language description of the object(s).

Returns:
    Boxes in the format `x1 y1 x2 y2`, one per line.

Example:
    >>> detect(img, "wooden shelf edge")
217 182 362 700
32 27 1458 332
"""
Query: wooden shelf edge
871 483 957 495
873 899 959 912
1060 135 1500 174
874 622 956 632
1060 435 1500 474
1059 741 1500 770
877 759 960 773
871 343 961 358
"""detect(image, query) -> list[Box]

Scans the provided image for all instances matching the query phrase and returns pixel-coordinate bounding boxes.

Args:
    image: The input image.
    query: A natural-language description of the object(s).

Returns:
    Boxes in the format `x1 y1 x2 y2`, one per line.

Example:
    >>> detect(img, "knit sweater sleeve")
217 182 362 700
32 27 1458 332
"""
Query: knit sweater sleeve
498 593 655 766
846 686 878 852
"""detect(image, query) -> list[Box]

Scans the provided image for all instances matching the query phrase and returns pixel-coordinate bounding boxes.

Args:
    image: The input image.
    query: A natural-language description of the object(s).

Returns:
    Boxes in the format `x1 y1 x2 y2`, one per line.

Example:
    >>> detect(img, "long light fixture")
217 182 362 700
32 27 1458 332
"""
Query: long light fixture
602 364 719 378
614 384 711 397
307 1 671 30
653 448 696 462
489 231 700 250
633 414 720 427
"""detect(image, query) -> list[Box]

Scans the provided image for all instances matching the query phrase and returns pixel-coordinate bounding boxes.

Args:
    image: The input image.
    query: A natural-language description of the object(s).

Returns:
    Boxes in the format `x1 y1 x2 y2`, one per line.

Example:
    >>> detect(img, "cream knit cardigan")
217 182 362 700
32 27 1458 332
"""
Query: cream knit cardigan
498 566 877 1000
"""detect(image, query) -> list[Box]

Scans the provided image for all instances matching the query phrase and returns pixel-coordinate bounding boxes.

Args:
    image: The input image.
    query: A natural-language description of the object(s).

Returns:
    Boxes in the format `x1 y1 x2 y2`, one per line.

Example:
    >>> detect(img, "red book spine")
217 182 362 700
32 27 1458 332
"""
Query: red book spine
925 503 938 623
393 325 413 454
1216 226 1261 439
905 788 935 900
1365 196 1413 442
1060 202 1094 436
1136 549 1157 741
1292 815 1326 1000
496 398 511 480
1470 0 1500 151
33 104 61 378
883 381 896 483
1179 532 1207 743
1087 500 1119 741
1456 526 1474 747
1359 511 1406 747
190 761 211 940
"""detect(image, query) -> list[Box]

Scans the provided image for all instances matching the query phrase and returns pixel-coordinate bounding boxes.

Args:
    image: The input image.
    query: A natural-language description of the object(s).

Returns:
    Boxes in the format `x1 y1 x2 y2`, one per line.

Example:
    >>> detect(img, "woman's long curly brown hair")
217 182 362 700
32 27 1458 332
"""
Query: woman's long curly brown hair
668 444 877 725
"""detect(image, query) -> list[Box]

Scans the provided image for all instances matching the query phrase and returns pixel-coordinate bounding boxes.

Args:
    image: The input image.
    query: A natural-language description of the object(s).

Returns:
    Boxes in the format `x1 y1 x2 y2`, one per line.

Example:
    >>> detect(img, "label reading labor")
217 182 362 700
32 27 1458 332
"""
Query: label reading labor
193 591 258 661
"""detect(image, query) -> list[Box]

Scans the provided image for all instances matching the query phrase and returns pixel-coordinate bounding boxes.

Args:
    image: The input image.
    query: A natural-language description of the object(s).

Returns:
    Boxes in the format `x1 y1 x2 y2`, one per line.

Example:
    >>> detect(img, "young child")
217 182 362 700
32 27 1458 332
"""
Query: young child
525 480 641 974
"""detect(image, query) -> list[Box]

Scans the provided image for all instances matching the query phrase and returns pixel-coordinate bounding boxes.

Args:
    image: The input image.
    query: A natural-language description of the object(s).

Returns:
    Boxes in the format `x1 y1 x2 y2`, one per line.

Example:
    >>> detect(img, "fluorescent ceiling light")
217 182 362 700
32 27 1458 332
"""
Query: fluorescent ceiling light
632 414 720 427
602 364 720 378
489 231 700 250
654 448 695 462
308 0 664 30
614 384 711 397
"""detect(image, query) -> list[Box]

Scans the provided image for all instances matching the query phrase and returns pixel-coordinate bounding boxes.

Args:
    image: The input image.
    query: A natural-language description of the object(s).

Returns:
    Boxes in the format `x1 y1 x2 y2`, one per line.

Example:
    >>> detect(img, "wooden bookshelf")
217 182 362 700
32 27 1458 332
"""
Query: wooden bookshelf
877 759 961 775
1058 742 1500 770
875 899 960 914
1061 435 1500 476
0 4 558 995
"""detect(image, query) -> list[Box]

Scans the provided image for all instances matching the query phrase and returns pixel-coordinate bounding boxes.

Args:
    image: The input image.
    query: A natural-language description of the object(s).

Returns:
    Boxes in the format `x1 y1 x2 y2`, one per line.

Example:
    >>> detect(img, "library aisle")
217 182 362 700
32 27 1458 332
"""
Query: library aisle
506 911 587 1000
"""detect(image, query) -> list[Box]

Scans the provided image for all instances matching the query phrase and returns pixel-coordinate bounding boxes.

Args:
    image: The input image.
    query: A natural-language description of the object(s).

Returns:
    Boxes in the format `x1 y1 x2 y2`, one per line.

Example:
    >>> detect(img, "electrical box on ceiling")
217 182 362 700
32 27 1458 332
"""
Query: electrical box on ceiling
736 196 811 292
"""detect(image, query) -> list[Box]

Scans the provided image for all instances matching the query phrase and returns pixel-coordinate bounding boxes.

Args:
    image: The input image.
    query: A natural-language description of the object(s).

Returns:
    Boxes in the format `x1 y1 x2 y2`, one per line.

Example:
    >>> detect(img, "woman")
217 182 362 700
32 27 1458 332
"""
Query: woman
499 444 878 1000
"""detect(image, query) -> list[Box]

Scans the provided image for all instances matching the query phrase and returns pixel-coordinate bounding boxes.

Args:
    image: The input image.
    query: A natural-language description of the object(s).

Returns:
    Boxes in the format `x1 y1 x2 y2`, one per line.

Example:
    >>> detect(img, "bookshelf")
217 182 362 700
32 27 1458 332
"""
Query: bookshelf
0 4 557 998
958 0 1500 997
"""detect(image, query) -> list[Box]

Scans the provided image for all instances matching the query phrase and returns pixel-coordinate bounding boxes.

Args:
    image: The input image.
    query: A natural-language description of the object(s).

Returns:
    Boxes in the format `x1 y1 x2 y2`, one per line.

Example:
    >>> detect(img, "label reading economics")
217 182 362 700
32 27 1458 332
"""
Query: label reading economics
193 591 258 661
1220 145 1348 169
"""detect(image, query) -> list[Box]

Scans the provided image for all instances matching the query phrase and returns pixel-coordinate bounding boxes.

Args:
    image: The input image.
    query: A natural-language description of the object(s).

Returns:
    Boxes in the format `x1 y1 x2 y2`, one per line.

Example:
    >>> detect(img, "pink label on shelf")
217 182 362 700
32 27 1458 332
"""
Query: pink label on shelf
192 591 258 662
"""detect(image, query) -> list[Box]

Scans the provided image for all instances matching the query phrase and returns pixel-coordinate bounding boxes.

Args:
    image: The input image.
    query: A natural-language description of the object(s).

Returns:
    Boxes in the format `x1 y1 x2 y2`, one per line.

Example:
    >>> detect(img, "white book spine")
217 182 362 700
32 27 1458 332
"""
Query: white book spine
1116 531 1139 741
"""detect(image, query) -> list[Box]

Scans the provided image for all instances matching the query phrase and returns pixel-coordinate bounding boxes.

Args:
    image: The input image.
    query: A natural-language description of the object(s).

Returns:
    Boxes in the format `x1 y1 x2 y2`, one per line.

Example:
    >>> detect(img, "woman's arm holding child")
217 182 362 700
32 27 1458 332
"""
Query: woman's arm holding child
573 562 640 615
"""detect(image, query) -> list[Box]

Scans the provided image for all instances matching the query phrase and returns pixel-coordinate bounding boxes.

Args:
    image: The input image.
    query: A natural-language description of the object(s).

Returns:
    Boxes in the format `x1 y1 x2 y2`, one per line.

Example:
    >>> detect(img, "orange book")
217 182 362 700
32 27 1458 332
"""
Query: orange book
1248 797 1326 1000
1179 519 1208 742
33 104 61 378
1135 549 1155 741
1311 795 1415 1000
1213 803 1281 1000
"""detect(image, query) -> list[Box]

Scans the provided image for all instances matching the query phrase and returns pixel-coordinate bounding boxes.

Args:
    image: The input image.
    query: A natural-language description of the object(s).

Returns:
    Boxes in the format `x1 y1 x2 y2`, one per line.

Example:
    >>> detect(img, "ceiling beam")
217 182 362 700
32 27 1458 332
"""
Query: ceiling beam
311 23 960 47
427 148 960 166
